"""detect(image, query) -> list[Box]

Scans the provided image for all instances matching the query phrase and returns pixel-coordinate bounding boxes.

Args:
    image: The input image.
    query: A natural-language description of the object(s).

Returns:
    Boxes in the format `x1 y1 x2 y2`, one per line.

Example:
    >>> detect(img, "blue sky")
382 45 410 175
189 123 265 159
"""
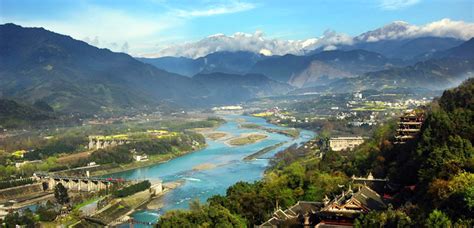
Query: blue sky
1 0 473 56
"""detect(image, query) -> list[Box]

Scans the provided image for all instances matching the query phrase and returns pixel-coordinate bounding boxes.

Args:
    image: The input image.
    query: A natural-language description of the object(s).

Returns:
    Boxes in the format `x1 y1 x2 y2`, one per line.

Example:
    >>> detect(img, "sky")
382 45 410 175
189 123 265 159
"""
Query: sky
1 0 473 57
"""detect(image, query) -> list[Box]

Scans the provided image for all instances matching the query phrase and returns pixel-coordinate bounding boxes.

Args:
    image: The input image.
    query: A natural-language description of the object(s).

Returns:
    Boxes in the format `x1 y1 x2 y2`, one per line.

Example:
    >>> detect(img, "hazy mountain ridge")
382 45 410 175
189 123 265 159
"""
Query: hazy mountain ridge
1 23 472 114
0 23 210 113
0 99 54 128
325 38 474 92
139 51 267 77
193 72 293 104
0 24 289 113
250 49 401 86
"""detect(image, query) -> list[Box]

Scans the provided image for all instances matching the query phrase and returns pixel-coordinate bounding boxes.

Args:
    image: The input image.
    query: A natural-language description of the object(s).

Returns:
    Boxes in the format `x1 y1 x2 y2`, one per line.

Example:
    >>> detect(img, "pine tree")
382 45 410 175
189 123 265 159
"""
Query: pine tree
54 183 70 205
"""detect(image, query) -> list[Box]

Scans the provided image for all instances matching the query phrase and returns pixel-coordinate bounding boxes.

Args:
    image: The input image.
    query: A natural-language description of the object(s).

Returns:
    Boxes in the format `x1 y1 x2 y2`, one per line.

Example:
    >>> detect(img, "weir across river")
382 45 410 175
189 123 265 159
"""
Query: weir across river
34 173 130 192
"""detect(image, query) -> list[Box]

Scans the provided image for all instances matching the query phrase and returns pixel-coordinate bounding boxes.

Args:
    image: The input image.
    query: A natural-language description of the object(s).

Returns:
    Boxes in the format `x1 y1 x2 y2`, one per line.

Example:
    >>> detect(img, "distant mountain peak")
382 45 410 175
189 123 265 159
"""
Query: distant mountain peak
356 21 413 42
140 19 473 59
355 18 474 43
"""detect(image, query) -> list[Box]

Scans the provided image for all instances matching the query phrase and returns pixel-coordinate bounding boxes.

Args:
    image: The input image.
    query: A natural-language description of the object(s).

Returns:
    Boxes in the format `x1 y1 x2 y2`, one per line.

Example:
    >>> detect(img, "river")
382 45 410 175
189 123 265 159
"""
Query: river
107 115 315 227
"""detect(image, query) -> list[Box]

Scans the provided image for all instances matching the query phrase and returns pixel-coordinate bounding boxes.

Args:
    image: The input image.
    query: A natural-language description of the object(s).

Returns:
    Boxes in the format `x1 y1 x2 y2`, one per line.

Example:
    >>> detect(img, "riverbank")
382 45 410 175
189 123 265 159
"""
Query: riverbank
90 145 207 177
243 142 287 161
102 115 316 224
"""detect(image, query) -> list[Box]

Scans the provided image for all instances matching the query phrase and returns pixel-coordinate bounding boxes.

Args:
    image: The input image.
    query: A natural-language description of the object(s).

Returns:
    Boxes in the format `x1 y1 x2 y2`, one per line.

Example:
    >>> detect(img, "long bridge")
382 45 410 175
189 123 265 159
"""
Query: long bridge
34 173 130 192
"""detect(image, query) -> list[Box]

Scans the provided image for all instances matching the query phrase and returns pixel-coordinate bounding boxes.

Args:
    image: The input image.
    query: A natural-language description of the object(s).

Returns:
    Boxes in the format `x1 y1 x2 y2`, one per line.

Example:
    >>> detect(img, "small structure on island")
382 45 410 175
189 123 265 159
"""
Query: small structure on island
329 137 366 151
394 110 424 144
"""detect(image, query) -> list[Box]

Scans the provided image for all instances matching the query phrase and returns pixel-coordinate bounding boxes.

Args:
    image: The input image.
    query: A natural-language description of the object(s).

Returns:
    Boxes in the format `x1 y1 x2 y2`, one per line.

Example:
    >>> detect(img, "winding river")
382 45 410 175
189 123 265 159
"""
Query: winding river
107 115 315 226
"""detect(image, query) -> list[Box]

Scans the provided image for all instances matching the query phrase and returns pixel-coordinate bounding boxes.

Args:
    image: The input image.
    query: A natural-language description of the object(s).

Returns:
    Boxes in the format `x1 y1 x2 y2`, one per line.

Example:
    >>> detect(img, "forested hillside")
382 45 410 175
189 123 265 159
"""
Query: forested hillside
157 78 473 227
0 99 54 128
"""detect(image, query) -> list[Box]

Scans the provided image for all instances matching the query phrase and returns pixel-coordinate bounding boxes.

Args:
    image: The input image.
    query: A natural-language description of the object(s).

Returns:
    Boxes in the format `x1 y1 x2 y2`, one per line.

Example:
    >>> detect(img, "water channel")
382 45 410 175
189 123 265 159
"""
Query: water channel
106 115 315 226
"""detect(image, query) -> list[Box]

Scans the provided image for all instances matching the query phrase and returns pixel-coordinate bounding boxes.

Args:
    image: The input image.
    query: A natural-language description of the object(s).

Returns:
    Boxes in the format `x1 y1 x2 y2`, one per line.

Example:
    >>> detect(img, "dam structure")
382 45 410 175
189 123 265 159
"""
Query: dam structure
34 173 128 192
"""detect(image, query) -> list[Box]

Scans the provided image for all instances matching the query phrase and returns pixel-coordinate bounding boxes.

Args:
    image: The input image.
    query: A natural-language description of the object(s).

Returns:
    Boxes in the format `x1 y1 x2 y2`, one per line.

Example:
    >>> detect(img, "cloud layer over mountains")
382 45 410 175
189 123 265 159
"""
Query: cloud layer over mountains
142 19 474 59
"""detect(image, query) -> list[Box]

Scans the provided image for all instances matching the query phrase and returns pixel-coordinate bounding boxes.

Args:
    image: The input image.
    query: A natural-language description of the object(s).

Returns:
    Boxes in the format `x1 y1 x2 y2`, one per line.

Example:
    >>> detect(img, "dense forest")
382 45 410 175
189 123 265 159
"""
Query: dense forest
157 78 473 227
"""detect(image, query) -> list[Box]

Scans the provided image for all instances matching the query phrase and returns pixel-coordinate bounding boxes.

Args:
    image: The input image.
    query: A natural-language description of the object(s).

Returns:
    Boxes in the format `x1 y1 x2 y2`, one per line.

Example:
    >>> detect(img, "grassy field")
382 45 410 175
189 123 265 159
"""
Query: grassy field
228 134 268 146
58 150 92 164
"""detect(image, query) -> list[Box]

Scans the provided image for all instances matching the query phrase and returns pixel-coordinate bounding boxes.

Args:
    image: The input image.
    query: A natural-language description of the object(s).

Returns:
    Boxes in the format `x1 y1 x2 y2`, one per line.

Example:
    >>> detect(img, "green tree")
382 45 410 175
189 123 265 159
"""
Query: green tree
354 208 412 228
157 201 246 228
36 201 59 222
54 183 70 205
3 209 35 228
425 210 452 227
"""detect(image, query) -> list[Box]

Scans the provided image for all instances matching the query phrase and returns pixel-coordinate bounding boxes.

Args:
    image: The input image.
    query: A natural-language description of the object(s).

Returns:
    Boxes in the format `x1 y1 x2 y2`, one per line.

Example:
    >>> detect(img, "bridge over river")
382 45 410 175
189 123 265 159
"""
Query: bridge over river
34 173 130 192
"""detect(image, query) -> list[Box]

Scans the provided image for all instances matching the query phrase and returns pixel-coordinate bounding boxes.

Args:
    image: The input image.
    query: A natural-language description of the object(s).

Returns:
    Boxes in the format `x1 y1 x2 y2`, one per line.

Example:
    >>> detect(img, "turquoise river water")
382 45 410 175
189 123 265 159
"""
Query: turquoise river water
107 115 315 227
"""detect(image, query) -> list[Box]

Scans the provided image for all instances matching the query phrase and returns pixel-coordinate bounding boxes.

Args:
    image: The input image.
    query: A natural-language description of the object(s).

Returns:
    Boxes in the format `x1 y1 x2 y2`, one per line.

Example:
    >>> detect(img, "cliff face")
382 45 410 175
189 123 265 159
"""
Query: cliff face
288 60 354 88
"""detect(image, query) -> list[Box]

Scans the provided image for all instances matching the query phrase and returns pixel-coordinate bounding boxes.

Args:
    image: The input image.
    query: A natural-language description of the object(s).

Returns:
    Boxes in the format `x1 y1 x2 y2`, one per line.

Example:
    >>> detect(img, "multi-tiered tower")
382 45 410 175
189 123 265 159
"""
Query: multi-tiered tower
394 110 424 144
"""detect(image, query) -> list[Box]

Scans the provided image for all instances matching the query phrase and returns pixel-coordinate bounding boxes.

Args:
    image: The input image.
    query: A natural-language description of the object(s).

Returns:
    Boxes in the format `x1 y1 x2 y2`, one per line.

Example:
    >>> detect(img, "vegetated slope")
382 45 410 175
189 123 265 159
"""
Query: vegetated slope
250 49 401 87
137 56 200 77
365 78 474 224
138 51 267 77
157 78 474 227
0 99 54 128
0 23 207 113
192 73 293 104
326 38 474 92
347 37 463 60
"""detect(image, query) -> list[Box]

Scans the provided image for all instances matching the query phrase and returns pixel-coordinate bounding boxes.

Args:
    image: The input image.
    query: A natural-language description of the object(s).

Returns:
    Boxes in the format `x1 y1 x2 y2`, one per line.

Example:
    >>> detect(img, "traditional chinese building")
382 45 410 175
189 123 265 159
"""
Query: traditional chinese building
260 201 323 227
394 110 424 144
260 186 386 227
317 186 387 226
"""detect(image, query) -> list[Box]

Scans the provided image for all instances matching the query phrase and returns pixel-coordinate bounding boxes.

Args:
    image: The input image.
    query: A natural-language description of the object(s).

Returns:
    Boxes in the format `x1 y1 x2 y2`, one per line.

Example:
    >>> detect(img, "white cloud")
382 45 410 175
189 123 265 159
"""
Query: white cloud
418 18 474 40
141 18 474 58
121 42 130 53
5 5 180 54
175 1 255 18
378 0 421 10
145 30 353 58
1 1 255 55
356 18 474 42
259 49 272 56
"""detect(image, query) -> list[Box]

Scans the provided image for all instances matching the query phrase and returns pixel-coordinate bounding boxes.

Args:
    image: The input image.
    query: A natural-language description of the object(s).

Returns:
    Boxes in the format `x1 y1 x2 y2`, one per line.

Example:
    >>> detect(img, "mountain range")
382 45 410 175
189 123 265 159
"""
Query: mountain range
138 51 267 77
324 38 474 92
1 23 473 115
140 36 473 92
0 24 284 113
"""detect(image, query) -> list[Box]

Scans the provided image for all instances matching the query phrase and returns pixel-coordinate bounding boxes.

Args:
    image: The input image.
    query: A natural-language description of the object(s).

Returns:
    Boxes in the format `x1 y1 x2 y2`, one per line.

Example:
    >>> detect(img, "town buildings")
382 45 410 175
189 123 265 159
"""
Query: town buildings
329 137 366 151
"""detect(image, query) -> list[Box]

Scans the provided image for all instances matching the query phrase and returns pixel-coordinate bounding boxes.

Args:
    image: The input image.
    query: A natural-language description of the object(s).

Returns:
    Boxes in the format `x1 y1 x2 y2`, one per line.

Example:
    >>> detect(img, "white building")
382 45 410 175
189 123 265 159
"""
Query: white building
329 137 365 151
133 154 149 162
